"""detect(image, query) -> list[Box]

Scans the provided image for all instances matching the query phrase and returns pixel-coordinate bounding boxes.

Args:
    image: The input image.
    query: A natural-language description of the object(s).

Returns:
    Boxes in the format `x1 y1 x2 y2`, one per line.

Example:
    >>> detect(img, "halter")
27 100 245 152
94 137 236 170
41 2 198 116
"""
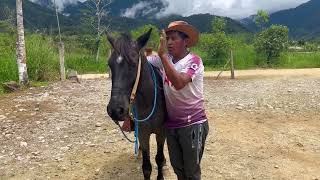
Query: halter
115 52 158 156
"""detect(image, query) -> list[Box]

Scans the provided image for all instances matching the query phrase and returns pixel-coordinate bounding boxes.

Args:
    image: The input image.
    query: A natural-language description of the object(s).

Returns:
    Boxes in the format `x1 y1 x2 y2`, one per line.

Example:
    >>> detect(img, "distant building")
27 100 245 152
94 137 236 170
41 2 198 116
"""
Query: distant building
288 46 304 51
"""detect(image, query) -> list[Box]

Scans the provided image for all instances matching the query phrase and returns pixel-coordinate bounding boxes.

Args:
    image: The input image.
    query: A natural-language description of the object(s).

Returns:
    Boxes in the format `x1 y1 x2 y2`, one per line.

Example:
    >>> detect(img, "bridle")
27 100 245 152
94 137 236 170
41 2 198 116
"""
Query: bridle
113 51 158 156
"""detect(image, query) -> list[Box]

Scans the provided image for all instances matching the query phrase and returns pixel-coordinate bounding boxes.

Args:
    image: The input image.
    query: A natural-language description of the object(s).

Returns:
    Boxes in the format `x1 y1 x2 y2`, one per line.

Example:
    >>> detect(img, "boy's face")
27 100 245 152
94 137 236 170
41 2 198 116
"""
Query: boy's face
166 31 188 58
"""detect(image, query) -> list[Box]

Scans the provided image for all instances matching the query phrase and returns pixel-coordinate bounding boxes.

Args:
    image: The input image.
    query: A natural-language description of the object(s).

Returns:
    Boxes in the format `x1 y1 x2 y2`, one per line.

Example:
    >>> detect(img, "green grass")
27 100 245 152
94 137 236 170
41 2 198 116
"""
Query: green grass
0 34 17 82
0 34 18 94
198 44 320 70
278 52 320 68
1 32 320 95
30 81 51 87
26 35 60 81
0 33 109 94
233 45 258 69
65 53 107 74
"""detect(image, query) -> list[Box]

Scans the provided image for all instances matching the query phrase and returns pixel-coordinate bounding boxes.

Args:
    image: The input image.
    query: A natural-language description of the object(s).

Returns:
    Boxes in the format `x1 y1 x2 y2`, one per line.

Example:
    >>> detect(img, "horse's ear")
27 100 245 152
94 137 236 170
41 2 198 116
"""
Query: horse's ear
106 33 115 49
136 28 152 50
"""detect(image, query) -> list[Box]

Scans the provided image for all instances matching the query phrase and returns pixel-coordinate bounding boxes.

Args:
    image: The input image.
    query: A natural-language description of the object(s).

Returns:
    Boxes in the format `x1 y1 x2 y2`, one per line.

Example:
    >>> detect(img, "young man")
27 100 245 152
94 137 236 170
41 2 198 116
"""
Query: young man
147 21 209 180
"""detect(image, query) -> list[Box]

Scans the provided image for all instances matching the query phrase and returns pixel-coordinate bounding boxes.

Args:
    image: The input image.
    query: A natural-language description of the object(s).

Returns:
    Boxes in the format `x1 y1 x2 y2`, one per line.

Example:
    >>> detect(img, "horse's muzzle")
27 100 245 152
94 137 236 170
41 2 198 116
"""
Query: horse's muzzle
107 104 127 121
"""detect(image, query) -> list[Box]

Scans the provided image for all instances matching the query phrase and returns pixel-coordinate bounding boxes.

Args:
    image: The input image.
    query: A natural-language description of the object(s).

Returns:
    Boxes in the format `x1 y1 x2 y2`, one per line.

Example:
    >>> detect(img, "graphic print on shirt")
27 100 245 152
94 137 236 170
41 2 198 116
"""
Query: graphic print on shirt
164 75 172 87
184 55 201 80
147 53 207 128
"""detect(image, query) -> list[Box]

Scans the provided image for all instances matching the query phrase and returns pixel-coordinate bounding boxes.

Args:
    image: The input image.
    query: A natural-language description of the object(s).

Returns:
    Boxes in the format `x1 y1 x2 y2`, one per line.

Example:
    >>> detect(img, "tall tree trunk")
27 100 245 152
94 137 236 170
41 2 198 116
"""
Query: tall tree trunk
95 6 101 62
96 44 100 62
16 0 28 85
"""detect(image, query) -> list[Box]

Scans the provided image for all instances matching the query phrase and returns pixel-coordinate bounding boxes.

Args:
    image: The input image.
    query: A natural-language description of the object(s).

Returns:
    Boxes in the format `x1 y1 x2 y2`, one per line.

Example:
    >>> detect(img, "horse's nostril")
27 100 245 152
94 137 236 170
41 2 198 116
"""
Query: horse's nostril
116 107 124 115
107 104 125 120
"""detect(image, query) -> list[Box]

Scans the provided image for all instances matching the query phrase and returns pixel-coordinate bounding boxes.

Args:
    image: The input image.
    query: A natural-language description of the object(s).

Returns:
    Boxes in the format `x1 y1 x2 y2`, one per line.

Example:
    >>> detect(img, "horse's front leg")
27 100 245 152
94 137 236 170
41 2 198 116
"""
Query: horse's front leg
140 133 152 180
156 132 166 180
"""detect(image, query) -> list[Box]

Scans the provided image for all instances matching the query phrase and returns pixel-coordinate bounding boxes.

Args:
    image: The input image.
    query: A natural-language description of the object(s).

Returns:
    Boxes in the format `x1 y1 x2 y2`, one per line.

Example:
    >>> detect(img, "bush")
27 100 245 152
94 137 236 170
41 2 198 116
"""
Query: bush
254 25 289 65
199 32 231 65
26 35 60 81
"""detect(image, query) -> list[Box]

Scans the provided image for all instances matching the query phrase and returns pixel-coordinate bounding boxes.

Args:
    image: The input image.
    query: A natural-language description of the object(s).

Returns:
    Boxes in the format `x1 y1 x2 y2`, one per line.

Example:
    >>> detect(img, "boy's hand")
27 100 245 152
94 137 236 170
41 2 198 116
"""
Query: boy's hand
158 30 167 59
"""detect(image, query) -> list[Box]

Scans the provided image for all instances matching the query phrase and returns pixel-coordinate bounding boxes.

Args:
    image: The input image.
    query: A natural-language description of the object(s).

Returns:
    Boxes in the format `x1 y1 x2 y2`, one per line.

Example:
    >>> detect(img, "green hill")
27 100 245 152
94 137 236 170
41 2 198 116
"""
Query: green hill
241 0 320 40
0 0 250 35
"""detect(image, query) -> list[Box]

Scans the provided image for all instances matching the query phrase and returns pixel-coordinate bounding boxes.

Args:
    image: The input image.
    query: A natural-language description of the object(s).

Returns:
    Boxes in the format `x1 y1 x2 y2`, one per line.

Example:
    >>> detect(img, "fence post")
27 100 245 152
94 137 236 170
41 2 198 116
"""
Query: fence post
230 49 235 79
59 42 65 81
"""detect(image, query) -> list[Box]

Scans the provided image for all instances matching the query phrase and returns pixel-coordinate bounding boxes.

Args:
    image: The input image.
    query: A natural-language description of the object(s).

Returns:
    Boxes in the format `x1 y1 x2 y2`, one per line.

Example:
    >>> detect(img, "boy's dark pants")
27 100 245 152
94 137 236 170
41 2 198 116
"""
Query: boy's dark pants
166 121 209 180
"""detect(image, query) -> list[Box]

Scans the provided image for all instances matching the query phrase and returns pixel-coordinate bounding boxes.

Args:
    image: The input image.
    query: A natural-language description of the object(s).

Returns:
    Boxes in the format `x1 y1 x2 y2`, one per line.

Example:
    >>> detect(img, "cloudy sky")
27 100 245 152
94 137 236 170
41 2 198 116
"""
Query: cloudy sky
46 0 310 18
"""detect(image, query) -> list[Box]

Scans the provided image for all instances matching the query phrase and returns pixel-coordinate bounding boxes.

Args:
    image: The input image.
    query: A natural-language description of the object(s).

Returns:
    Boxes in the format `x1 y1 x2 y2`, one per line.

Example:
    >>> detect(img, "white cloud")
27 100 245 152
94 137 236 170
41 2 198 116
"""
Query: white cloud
157 0 310 18
31 0 310 18
121 1 155 18
30 0 85 10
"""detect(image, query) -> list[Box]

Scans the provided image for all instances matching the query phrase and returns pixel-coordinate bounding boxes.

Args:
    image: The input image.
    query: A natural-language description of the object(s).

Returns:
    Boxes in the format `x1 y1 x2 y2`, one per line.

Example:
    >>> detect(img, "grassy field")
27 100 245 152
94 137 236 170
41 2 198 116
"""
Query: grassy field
1 33 320 94
199 46 320 71
0 34 108 93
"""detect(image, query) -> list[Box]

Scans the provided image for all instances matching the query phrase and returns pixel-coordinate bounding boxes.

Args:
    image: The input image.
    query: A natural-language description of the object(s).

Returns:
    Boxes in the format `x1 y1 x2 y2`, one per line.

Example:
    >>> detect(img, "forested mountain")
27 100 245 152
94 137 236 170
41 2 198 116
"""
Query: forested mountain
0 0 250 35
241 0 320 39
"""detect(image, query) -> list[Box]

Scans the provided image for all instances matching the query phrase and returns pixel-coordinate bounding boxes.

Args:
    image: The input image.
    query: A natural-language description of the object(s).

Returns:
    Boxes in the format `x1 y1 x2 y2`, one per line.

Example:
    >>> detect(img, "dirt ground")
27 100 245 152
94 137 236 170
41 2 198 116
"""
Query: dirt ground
0 68 320 180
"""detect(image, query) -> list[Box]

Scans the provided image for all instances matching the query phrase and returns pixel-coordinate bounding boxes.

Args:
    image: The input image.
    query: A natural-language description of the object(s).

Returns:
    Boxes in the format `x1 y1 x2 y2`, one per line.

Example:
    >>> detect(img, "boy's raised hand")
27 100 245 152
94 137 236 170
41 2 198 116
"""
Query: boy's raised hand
158 30 167 59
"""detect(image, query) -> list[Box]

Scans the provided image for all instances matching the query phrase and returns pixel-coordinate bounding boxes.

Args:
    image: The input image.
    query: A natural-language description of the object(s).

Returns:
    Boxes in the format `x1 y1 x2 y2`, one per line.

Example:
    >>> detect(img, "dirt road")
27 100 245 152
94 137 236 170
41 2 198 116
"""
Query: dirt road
0 68 320 179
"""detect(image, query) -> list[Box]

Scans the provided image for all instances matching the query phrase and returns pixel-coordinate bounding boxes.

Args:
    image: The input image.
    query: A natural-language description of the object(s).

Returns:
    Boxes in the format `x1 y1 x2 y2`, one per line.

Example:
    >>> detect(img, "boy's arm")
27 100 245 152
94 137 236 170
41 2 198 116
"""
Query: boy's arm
158 30 191 90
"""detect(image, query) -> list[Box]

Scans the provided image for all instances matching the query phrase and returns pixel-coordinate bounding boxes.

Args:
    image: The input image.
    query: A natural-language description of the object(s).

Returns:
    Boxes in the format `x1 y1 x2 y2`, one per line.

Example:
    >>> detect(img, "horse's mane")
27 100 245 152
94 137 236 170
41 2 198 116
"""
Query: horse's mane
113 33 135 61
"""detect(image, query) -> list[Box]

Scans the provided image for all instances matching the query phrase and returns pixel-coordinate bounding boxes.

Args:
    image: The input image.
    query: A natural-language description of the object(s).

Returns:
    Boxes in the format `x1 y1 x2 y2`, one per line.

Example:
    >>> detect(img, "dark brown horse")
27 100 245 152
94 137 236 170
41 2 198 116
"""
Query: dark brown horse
106 29 167 180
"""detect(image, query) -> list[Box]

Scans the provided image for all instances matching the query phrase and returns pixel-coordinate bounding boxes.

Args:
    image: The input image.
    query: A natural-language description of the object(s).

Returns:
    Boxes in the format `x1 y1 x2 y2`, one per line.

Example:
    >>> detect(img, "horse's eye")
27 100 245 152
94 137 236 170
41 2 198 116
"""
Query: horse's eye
130 52 138 58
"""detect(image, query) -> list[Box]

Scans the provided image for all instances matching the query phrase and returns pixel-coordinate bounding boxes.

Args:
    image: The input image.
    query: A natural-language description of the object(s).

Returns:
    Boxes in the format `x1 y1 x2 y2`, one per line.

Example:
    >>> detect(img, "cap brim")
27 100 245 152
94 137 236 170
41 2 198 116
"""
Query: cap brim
165 24 199 47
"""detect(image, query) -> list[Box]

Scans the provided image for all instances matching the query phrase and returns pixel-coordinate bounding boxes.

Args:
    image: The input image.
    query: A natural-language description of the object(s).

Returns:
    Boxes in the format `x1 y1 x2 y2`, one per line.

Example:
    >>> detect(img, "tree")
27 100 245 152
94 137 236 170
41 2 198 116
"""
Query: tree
16 0 28 85
254 25 289 65
0 6 15 34
255 10 269 31
199 33 231 64
85 0 112 62
198 18 231 64
305 42 318 52
212 17 226 34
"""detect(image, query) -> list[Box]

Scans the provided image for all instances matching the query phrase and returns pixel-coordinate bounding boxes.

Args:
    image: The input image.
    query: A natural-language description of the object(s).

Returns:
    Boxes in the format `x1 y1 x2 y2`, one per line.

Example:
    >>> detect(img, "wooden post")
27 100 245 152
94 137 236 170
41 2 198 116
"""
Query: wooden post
230 49 235 79
59 42 65 81
54 0 65 81
216 59 231 80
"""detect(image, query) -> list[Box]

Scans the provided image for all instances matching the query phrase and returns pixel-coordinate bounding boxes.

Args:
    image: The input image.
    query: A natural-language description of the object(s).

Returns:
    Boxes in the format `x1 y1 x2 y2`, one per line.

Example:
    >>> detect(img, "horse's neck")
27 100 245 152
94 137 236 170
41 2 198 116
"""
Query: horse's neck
135 57 157 109
134 56 166 123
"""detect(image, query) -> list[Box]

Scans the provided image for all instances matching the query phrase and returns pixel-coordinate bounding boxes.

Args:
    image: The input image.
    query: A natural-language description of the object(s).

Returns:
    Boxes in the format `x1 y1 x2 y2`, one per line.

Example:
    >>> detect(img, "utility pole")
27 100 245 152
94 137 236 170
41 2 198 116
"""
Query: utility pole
53 0 65 81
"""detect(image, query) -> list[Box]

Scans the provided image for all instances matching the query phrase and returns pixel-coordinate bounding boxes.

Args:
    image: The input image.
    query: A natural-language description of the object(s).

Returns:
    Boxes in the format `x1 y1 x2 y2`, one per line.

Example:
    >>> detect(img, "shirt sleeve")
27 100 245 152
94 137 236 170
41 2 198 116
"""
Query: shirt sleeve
181 55 203 80
147 55 163 69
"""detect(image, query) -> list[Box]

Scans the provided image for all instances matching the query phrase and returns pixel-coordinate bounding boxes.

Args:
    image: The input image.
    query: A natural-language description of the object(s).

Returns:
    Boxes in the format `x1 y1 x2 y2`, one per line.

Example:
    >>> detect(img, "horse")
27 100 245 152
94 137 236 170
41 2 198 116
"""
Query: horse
106 29 167 180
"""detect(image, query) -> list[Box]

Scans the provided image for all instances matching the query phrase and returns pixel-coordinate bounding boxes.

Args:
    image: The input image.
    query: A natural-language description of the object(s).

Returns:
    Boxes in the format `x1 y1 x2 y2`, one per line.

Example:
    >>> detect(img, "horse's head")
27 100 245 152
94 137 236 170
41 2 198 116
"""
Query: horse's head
106 29 152 122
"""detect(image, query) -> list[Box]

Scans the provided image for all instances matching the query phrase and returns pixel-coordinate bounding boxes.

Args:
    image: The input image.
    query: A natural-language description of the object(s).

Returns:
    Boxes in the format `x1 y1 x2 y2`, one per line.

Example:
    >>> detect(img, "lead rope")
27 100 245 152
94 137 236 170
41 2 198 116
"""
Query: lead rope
117 52 158 156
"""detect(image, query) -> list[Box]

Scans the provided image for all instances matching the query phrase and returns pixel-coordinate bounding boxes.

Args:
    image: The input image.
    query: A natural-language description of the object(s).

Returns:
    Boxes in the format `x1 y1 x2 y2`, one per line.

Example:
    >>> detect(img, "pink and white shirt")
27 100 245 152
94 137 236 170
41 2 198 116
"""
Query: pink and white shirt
147 53 207 129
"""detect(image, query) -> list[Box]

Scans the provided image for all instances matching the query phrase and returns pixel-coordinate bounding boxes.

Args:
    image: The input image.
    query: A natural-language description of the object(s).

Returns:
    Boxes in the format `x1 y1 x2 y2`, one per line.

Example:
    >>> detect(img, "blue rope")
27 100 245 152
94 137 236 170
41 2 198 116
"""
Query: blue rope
132 62 157 122
132 62 158 156
133 107 139 155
